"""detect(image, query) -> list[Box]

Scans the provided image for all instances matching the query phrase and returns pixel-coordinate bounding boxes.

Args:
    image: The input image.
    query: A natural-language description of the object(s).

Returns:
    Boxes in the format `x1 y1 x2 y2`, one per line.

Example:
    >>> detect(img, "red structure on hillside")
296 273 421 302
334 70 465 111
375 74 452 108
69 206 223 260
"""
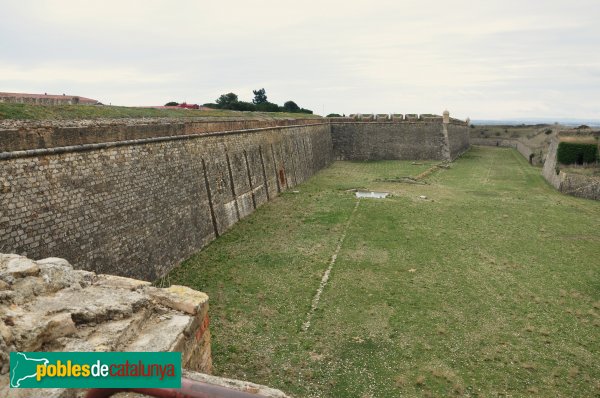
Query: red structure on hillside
177 102 200 109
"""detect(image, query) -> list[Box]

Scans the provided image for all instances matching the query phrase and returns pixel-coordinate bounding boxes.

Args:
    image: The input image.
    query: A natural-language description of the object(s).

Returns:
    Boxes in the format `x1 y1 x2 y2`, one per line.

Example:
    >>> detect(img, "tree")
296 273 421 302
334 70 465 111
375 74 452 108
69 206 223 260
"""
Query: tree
230 101 256 111
165 101 179 106
252 88 268 104
216 93 239 109
283 101 300 112
255 102 279 112
326 113 342 117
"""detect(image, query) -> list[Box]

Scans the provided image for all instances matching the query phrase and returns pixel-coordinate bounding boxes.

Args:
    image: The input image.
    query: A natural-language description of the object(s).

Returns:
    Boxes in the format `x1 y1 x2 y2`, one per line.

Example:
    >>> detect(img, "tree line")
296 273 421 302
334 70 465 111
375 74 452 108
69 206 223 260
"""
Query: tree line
165 89 312 114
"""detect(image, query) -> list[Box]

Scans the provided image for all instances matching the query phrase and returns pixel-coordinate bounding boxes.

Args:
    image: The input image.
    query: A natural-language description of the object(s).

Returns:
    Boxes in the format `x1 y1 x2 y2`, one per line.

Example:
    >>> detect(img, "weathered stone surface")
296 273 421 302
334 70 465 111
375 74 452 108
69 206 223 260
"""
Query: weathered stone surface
94 274 151 290
331 118 469 161
126 314 192 351
146 285 209 315
0 255 40 282
183 369 291 398
8 311 77 351
0 254 212 394
0 120 331 280
543 136 600 201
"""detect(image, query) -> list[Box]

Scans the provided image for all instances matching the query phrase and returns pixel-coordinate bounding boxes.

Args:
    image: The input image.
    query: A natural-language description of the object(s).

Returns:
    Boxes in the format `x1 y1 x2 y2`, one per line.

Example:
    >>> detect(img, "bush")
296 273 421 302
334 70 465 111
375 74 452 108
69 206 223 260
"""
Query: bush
216 93 239 109
164 101 179 106
228 101 256 111
327 113 342 117
283 101 300 112
556 142 598 165
255 102 280 112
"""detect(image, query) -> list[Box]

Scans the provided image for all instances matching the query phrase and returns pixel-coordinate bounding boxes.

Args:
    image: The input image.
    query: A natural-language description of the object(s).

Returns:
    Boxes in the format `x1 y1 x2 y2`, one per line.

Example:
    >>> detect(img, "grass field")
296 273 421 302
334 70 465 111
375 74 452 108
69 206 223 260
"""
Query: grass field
0 103 321 120
170 146 600 397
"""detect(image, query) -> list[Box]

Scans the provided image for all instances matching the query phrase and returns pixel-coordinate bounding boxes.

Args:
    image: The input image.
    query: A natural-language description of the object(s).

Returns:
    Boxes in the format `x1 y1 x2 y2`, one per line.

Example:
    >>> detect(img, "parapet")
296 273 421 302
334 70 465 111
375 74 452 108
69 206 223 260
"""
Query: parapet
0 116 324 153
327 111 467 124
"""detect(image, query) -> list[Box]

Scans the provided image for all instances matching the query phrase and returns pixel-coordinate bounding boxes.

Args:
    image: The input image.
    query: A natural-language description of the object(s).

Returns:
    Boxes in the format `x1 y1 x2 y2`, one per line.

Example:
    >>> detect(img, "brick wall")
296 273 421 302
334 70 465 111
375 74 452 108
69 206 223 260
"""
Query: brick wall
446 123 471 160
542 138 600 200
330 120 469 161
0 121 332 280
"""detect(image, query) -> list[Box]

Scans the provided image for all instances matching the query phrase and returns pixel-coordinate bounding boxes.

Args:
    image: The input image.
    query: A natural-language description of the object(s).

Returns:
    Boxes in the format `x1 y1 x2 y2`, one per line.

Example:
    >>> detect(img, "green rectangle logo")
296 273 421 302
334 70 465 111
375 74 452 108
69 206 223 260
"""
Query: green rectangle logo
10 352 181 389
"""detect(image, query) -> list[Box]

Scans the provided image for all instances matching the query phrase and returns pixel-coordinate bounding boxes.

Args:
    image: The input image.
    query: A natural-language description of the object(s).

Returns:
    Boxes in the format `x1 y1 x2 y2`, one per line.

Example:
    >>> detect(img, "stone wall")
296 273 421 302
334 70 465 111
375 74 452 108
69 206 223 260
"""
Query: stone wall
0 117 322 153
330 119 469 161
446 122 472 160
0 93 98 106
471 137 539 165
0 253 211 397
542 138 600 200
0 120 332 280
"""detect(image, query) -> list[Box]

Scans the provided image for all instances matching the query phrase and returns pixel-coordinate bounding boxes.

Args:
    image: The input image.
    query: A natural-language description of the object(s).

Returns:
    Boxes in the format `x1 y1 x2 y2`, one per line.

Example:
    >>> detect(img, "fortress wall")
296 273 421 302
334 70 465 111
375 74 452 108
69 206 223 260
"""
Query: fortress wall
471 138 538 165
331 121 446 160
330 121 469 161
446 123 471 160
542 138 600 200
0 122 332 280
542 139 561 189
470 137 517 148
0 118 321 152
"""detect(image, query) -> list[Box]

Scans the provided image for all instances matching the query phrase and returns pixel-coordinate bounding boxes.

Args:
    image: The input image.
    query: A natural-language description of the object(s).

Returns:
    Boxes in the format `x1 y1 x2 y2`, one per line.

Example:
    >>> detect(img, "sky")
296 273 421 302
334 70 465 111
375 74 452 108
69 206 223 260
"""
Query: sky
1 0 599 120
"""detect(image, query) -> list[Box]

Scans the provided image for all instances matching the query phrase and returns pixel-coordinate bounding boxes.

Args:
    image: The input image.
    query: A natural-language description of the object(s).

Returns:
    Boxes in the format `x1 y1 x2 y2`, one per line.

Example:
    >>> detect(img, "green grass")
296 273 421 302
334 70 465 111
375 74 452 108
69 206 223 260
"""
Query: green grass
560 166 600 177
0 103 322 120
169 147 600 397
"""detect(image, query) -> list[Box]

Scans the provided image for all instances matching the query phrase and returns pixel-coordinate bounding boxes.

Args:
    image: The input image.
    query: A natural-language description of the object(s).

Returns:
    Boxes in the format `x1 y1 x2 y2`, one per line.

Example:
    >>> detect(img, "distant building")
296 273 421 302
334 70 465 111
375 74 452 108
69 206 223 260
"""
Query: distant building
0 92 100 105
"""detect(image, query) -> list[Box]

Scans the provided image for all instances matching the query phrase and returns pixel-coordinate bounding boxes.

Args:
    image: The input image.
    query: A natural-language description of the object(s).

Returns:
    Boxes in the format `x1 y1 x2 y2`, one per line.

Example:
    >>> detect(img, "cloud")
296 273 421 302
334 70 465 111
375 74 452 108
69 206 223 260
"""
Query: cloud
1 0 599 118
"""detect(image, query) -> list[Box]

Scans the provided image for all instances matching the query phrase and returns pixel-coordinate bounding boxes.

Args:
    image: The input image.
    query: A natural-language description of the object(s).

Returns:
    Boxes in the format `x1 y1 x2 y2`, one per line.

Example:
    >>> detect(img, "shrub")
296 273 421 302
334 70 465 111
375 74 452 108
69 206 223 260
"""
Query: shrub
216 93 239 109
229 101 256 111
164 101 179 106
283 101 300 112
556 142 598 165
255 102 280 112
327 113 342 117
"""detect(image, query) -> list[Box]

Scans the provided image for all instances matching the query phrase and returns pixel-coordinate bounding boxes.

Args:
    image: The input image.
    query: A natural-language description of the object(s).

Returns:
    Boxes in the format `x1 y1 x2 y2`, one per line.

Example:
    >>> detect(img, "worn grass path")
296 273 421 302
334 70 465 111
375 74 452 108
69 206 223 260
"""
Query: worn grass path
170 146 600 397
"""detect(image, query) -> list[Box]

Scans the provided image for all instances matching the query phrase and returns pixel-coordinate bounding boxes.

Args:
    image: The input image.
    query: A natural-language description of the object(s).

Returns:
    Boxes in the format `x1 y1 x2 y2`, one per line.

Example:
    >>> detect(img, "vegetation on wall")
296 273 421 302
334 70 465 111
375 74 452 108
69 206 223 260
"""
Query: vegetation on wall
0 103 321 120
205 89 313 114
557 142 598 165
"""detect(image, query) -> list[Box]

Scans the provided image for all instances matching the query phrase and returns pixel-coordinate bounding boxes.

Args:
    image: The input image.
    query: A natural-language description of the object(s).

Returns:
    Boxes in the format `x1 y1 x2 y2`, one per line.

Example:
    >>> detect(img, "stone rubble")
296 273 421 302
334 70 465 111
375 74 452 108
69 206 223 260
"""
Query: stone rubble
0 253 212 397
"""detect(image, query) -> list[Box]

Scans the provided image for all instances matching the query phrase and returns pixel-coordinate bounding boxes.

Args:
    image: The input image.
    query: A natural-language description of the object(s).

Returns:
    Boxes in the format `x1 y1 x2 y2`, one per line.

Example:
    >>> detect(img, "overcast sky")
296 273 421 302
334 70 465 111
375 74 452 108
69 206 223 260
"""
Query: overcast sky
1 0 599 119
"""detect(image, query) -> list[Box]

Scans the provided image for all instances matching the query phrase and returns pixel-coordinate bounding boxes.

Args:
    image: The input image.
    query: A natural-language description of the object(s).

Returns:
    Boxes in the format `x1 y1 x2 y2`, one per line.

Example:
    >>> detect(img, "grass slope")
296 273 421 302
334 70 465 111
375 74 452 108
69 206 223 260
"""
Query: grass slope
0 103 321 120
169 147 600 397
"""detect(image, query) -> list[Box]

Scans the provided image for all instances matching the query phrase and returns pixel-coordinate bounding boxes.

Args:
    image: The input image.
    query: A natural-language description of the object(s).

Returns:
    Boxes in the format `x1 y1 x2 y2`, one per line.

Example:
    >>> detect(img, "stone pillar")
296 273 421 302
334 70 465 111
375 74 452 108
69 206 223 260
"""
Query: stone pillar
443 109 450 124
441 110 451 161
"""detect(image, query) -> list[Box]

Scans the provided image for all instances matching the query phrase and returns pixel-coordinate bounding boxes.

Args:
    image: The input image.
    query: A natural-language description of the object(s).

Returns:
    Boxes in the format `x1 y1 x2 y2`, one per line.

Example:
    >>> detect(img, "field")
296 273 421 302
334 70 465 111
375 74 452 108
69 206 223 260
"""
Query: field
0 103 321 121
169 146 600 397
